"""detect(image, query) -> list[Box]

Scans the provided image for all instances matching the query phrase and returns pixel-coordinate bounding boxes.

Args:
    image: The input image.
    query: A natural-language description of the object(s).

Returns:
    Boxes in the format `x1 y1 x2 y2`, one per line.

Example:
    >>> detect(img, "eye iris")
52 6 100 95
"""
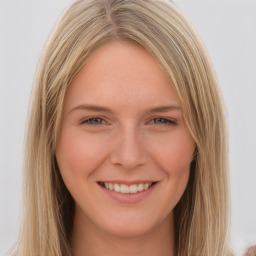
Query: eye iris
89 118 102 124
154 118 166 124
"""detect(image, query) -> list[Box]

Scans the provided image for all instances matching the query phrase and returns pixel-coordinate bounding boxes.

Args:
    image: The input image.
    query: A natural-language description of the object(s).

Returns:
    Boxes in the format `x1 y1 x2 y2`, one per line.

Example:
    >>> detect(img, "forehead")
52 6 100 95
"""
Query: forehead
64 40 181 112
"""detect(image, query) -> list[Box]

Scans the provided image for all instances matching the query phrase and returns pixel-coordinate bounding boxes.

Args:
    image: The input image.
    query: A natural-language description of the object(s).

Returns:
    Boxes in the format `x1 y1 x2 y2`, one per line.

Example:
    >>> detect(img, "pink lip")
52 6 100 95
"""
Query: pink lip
97 182 158 204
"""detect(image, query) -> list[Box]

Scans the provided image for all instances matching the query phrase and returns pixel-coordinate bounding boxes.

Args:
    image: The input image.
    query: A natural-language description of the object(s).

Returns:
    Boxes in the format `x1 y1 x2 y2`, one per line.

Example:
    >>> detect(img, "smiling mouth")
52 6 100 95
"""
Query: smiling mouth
97 182 157 194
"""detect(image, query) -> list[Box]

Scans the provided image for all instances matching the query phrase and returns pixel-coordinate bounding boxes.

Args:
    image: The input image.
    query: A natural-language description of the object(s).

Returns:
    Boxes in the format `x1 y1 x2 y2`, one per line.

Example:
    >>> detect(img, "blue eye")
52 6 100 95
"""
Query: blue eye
152 117 176 125
81 117 104 125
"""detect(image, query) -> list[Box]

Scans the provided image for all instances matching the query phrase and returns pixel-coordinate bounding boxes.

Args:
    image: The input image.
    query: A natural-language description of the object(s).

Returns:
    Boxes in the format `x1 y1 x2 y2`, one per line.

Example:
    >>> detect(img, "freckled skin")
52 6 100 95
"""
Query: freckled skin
56 40 195 256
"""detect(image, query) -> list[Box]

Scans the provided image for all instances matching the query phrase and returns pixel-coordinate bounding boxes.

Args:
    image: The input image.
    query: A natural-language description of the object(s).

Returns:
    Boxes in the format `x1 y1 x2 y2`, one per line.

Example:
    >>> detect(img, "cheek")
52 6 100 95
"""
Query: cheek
146 128 195 174
146 128 194 206
55 127 110 181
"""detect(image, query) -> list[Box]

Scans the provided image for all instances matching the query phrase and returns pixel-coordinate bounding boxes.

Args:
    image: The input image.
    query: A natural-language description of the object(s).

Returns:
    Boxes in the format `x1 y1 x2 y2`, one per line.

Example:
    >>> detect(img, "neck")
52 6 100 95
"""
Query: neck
71 209 175 256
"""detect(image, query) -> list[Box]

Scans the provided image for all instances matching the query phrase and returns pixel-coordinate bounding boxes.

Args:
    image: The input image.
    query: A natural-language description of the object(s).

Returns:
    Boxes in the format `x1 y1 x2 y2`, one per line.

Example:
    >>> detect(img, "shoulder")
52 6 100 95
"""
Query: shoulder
244 245 256 256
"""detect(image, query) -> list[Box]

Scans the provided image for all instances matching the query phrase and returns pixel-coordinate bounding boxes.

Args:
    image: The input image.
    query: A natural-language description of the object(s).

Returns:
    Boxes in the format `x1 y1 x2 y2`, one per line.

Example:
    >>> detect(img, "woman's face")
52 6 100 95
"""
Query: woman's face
56 40 195 238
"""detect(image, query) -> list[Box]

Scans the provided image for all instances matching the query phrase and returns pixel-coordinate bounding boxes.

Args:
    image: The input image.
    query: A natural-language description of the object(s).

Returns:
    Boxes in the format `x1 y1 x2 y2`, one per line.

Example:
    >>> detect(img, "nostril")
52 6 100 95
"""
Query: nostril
109 134 146 169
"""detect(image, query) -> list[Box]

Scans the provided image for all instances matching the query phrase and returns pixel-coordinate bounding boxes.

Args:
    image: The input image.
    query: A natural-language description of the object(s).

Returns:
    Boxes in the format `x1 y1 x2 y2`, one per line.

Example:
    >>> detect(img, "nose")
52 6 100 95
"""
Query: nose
110 126 146 170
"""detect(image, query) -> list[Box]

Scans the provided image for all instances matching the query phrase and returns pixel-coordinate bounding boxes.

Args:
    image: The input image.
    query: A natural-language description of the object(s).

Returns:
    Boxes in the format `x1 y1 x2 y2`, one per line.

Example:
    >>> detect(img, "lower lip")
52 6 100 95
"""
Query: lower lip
98 183 158 204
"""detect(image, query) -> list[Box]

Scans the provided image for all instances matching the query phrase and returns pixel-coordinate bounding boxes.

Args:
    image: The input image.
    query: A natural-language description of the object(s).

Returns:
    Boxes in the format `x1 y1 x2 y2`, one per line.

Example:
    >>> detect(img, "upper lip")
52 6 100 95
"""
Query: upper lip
97 180 159 185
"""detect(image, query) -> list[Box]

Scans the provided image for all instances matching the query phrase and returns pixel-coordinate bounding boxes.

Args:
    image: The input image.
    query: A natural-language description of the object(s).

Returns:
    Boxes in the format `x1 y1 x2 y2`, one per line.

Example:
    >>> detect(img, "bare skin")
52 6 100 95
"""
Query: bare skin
56 40 195 256
71 209 174 256
245 245 256 256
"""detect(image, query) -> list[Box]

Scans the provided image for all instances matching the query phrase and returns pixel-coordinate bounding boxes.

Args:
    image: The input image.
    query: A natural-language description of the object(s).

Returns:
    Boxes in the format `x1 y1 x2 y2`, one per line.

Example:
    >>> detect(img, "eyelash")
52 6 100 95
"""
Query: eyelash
80 117 105 126
150 117 177 126
80 117 177 126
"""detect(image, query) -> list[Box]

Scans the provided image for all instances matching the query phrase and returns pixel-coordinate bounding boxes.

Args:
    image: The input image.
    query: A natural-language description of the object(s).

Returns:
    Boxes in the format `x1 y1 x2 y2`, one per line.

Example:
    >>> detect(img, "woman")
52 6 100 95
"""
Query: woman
11 0 233 255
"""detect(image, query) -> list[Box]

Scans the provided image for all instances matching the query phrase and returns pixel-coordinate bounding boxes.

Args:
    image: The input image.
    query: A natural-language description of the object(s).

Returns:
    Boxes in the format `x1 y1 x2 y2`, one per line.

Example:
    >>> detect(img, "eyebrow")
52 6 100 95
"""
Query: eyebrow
146 105 182 113
68 104 182 115
68 104 115 115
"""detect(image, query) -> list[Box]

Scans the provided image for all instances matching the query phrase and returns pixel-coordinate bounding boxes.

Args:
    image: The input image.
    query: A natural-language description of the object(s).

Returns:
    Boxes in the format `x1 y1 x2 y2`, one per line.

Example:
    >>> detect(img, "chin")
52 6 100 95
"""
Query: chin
103 221 155 238
95 210 172 239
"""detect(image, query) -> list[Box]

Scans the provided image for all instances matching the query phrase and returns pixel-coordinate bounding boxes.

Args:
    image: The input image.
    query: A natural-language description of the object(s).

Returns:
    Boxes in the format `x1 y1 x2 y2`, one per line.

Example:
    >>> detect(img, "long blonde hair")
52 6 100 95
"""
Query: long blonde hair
12 0 232 255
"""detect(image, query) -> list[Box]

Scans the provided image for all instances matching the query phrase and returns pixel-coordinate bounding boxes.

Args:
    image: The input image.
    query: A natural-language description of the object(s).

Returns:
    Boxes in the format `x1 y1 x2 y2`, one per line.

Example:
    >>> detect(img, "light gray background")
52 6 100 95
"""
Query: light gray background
0 0 255 255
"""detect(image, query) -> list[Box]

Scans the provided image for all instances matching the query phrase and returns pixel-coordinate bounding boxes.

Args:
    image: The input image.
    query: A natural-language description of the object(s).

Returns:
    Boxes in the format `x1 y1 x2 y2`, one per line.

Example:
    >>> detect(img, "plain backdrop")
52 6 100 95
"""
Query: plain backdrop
0 0 256 255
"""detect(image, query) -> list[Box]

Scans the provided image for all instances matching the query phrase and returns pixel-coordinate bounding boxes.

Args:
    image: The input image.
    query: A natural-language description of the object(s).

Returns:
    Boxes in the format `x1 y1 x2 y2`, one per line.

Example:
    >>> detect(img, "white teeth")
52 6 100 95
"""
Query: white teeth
137 183 144 192
144 183 149 190
102 182 153 194
120 184 129 193
129 184 138 193
114 184 120 192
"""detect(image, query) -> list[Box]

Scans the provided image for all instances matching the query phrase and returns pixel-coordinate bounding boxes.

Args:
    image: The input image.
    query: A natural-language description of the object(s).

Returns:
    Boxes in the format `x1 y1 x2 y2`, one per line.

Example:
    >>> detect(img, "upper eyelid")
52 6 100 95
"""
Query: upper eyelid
150 117 177 124
80 117 107 124
148 115 177 122
78 116 178 125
